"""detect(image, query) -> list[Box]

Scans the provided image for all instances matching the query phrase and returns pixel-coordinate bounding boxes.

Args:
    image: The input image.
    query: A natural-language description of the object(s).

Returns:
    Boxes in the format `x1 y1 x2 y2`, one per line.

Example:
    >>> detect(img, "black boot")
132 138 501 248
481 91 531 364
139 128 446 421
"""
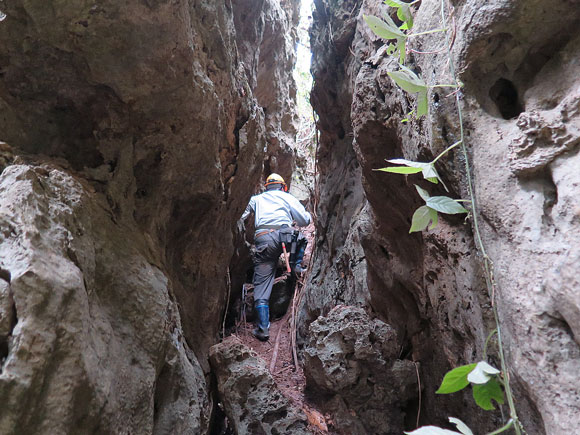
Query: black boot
253 300 270 341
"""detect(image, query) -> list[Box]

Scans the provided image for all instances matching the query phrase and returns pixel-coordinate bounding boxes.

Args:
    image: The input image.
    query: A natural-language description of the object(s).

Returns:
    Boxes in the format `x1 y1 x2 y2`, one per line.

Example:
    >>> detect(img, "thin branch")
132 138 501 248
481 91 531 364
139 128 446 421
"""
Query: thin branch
408 28 448 37
410 46 446 55
487 419 514 435
430 84 458 88
431 140 462 164
269 322 284 373
483 329 498 359
222 268 232 338
414 362 422 428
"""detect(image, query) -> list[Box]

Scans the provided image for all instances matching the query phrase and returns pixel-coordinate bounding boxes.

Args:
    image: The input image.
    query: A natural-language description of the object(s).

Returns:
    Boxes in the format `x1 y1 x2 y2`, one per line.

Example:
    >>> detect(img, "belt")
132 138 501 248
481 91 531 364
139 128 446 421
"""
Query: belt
256 224 283 231
255 229 276 239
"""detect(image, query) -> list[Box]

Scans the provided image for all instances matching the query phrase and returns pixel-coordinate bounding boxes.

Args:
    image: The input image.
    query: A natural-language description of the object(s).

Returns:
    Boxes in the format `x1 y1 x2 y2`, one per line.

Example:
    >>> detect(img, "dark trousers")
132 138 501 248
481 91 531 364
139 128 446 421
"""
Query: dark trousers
252 231 284 302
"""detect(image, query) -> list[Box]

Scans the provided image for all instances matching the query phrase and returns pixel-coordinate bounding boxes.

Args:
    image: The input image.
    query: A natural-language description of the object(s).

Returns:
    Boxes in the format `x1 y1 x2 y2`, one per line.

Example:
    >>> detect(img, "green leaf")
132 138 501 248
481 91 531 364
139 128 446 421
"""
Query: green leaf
417 88 428 117
397 37 407 63
378 166 423 174
426 196 468 214
436 363 477 394
404 427 461 435
422 164 438 180
381 10 407 36
386 159 439 183
363 14 405 40
387 158 427 169
385 0 414 28
448 418 474 435
467 361 501 384
428 207 438 230
427 177 439 184
397 6 413 29
386 43 397 56
387 65 426 94
401 109 415 123
384 0 405 7
414 184 430 201
409 205 433 233
472 378 505 411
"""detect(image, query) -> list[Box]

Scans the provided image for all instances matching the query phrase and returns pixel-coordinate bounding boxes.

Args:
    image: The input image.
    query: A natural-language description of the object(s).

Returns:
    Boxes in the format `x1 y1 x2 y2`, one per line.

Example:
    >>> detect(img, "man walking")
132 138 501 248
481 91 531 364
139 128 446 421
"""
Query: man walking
241 173 311 341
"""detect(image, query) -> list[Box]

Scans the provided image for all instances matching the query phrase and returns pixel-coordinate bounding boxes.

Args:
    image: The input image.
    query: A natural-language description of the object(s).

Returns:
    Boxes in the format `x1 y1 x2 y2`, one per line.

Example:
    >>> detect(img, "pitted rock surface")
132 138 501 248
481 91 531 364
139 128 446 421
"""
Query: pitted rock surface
302 0 580 433
209 336 309 435
0 165 209 434
0 0 298 432
303 306 416 434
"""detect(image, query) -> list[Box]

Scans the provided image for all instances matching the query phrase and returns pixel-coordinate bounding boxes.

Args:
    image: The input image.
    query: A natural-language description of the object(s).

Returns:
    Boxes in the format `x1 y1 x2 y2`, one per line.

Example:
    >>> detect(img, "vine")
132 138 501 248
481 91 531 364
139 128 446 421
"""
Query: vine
364 1 523 434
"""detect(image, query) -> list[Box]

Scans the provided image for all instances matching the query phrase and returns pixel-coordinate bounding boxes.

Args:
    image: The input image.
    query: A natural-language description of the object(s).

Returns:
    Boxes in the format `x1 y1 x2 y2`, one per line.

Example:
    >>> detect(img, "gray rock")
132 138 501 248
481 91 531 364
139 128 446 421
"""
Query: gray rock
304 0 580 433
0 165 210 434
209 336 309 435
0 0 298 432
303 306 416 434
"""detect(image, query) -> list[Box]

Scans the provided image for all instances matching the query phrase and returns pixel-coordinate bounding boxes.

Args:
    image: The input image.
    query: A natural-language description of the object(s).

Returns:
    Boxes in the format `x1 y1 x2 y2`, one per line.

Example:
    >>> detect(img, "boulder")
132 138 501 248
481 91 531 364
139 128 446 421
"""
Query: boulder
303 306 417 434
209 336 309 435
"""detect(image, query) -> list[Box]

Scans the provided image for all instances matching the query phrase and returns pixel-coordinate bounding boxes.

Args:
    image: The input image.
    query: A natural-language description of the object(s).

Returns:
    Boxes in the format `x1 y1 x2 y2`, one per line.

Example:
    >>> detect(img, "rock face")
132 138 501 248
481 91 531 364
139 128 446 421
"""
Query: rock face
209 336 309 435
303 306 417 434
301 0 580 433
233 0 300 182
0 0 297 433
456 3 580 432
0 164 210 434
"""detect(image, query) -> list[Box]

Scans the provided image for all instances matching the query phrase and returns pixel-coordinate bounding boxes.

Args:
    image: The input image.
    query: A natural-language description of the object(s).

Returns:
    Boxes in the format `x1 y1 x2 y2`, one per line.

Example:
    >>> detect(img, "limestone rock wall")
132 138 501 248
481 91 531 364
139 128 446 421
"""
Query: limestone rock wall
0 164 209 434
0 0 297 433
454 2 580 432
301 0 580 433
233 0 300 182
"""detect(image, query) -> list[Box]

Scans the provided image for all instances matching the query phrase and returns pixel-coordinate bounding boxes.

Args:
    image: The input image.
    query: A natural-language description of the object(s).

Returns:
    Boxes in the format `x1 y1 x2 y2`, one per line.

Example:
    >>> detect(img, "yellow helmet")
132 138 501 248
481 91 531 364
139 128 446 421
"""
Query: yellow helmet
265 173 287 191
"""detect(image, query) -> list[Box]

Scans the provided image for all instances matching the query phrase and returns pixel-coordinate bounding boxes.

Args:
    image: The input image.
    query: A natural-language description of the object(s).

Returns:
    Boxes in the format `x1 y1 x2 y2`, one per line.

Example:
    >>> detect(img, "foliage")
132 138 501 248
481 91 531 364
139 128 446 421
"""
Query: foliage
437 361 505 411
387 66 428 116
435 363 477 394
366 2 465 234
364 1 451 117
409 185 466 233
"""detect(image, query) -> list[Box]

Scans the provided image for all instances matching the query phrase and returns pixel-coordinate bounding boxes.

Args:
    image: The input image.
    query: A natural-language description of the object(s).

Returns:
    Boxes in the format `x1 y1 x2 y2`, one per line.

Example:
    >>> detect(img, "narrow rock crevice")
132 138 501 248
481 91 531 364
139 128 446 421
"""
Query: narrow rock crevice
0 281 17 373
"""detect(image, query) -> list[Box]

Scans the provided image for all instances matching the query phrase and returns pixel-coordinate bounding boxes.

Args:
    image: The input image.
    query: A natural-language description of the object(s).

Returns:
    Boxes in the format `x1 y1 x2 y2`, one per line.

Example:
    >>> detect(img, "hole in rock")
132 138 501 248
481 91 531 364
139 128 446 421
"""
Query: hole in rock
489 78 523 119
0 340 8 370
0 268 11 283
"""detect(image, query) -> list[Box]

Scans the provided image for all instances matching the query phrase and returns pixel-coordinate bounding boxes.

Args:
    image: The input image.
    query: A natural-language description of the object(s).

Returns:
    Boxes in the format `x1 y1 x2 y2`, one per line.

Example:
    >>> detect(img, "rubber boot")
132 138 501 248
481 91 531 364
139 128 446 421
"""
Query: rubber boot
253 300 270 341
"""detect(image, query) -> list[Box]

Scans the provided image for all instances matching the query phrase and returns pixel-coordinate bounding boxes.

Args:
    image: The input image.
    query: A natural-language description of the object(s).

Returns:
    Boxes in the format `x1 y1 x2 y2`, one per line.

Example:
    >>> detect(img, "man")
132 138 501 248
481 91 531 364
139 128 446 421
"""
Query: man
241 173 311 341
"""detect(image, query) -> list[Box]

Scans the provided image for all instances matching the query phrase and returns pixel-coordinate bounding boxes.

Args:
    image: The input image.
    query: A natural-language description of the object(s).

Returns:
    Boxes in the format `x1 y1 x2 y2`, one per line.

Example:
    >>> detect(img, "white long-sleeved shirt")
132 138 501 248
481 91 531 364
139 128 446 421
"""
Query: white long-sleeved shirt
241 190 311 234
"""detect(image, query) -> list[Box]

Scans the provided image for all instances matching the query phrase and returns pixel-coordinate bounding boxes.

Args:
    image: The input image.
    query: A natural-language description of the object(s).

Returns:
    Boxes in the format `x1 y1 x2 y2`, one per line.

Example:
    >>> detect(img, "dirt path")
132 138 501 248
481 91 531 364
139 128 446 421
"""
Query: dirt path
234 222 331 433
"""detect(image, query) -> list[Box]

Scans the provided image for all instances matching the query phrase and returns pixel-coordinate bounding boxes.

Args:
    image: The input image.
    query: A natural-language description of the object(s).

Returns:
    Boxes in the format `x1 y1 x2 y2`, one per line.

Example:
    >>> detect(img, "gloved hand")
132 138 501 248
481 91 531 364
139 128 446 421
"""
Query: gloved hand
237 218 245 234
